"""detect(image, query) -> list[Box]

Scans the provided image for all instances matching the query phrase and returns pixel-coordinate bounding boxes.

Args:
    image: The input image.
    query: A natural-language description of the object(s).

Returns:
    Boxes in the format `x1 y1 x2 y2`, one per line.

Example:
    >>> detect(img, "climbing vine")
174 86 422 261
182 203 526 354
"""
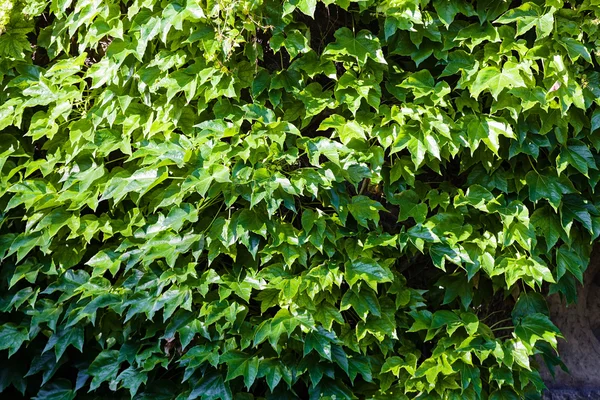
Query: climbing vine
1 0 599 399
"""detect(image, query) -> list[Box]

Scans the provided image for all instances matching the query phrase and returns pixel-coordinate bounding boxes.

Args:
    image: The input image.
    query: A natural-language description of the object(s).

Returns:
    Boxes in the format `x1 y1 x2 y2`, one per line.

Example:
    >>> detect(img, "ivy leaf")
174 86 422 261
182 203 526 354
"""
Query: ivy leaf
42 325 85 360
340 287 381 321
512 292 549 323
503 256 554 288
556 139 597 176
470 63 526 99
437 272 474 309
304 326 338 360
556 245 586 283
430 310 462 335
101 167 168 204
525 169 571 210
284 0 317 17
560 195 597 234
0 323 28 357
0 33 31 59
117 367 147 397
88 350 121 391
222 351 259 389
345 258 394 290
323 28 387 66
531 206 564 251
494 3 554 39
394 190 428 223
398 70 435 99
284 29 310 59
296 83 334 118
257 360 287 392
254 309 300 349
32 379 76 400
314 303 345 330
347 195 385 227
189 371 232 400
514 313 561 351
559 37 592 64
381 355 418 376
489 388 520 400
433 0 475 27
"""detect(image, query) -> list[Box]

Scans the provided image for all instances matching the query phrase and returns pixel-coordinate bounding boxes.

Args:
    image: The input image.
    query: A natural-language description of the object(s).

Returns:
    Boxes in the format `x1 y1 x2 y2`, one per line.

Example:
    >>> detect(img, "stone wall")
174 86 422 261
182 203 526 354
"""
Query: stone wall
542 247 600 398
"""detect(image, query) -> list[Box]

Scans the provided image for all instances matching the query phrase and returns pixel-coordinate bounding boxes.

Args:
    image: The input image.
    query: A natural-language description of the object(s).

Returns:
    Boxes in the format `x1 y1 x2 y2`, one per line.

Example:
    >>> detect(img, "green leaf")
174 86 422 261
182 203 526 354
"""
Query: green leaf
222 351 259 389
88 350 121 391
433 0 475 27
254 309 300 348
189 371 232 400
489 388 519 400
257 359 287 392
515 313 561 350
42 325 84 360
502 256 554 288
314 303 345 330
531 206 564 251
430 310 462 335
33 379 76 400
345 258 394 290
470 63 526 99
256 289 280 313
348 195 385 228
304 326 338 360
296 83 334 118
0 33 31 59
494 3 554 39
556 245 586 283
101 167 168 204
284 0 317 17
0 323 28 357
398 70 435 99
340 287 381 321
381 355 417 376
560 195 597 234
525 169 571 210
512 292 549 322
318 115 367 145
395 190 428 223
117 367 147 397
559 37 592 64
556 139 597 176
323 27 387 66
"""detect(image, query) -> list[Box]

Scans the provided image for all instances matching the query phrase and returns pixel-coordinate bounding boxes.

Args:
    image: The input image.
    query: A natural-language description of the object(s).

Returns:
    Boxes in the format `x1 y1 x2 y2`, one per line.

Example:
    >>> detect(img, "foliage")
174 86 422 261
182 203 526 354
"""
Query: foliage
1 0 599 398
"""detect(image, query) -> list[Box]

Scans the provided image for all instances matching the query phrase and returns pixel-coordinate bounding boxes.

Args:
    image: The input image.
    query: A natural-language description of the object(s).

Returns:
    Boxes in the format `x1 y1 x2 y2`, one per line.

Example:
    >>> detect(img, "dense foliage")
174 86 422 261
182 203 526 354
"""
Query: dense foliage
1 0 600 398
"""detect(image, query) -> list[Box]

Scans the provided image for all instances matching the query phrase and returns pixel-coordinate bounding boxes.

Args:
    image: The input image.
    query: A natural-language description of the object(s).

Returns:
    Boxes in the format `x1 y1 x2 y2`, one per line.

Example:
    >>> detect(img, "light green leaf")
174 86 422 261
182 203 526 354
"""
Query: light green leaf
470 64 526 99
347 195 385 228
323 27 387 66
345 258 394 290
495 3 554 39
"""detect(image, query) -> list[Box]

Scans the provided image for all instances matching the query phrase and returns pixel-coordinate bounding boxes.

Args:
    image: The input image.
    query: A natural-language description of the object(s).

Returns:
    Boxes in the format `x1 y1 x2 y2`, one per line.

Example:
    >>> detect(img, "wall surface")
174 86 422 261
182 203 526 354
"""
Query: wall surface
542 248 600 398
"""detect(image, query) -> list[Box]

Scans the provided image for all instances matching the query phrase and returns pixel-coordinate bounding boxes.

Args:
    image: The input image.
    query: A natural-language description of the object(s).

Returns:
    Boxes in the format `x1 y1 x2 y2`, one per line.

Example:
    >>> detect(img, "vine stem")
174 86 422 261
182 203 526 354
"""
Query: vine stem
489 317 513 329
527 156 539 174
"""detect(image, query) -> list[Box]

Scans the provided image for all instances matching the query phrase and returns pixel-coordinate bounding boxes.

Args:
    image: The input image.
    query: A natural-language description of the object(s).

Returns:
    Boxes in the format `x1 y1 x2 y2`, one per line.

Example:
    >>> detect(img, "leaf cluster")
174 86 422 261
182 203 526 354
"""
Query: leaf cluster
1 0 600 399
